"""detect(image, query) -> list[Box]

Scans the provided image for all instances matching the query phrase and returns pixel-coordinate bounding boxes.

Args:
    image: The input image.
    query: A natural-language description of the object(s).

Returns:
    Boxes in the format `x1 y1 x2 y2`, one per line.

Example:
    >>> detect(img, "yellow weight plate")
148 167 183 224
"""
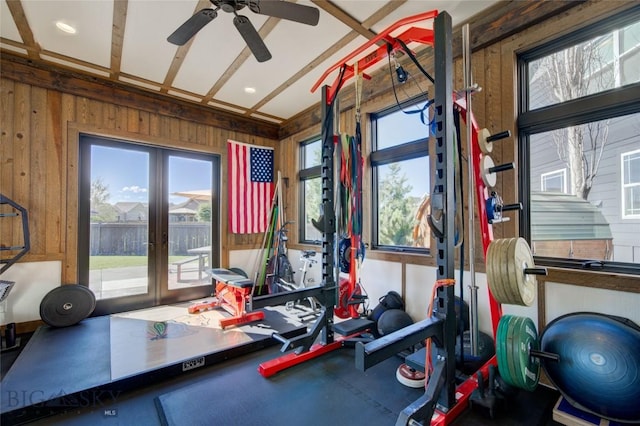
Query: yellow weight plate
504 237 521 305
500 238 517 304
513 237 536 307
486 239 502 303
488 239 507 304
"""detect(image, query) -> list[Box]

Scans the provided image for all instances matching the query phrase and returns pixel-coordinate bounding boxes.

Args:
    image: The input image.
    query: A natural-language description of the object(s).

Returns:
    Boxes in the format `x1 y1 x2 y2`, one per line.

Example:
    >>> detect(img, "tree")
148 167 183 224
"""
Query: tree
538 36 612 199
378 163 418 245
90 178 116 222
197 203 211 222
303 147 323 240
91 177 110 205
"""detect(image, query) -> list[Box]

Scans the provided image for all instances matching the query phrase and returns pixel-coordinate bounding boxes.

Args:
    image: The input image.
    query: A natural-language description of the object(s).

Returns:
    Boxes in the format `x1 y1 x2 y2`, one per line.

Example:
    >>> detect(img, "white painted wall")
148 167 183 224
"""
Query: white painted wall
0 261 61 325
232 249 639 337
545 282 640 326
5 254 636 336
228 249 262 280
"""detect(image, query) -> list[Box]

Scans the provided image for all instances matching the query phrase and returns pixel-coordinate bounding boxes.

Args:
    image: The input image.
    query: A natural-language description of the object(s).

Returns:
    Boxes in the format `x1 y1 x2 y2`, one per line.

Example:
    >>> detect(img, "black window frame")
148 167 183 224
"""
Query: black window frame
298 136 322 245
370 95 431 254
517 6 640 276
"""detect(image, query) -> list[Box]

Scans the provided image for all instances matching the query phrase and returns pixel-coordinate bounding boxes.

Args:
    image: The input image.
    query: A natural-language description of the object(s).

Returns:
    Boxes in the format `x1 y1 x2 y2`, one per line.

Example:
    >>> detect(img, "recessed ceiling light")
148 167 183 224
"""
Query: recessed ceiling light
244 87 256 94
55 21 77 34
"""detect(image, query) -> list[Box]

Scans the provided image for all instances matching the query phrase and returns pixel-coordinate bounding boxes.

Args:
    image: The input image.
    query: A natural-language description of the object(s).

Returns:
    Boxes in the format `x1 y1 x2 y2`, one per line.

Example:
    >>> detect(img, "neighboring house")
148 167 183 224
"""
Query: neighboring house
529 113 640 262
113 202 148 222
169 198 205 222
169 207 198 222
530 192 613 260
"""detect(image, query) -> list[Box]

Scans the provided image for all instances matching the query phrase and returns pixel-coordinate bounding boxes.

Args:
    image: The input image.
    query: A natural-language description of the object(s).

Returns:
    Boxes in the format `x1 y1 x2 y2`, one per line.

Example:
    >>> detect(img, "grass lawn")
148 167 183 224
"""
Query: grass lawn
90 255 191 270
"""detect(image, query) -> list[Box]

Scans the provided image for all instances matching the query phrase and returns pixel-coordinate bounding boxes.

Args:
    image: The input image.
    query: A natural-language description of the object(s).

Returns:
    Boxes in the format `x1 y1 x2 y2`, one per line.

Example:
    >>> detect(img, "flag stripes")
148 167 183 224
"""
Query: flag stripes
228 140 274 234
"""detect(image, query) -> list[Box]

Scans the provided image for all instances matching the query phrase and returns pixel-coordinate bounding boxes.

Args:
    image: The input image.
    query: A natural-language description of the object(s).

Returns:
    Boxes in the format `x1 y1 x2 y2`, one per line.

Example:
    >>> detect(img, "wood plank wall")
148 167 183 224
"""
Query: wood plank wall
0 74 278 285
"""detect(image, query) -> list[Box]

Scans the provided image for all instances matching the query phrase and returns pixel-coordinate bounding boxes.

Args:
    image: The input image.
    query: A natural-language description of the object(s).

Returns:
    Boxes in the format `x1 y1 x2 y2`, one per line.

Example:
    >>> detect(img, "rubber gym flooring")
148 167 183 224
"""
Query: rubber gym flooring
2 346 563 425
1 329 562 425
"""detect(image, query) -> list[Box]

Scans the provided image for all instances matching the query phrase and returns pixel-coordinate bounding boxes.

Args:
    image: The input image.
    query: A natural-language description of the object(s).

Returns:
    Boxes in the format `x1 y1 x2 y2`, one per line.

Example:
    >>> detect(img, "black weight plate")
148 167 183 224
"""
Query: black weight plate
541 312 640 423
455 329 495 374
40 285 96 327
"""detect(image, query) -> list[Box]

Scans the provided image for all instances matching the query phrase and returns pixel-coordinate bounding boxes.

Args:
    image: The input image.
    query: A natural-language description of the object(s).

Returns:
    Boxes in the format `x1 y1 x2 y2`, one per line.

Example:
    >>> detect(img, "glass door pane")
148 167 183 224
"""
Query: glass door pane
167 155 213 290
89 145 151 301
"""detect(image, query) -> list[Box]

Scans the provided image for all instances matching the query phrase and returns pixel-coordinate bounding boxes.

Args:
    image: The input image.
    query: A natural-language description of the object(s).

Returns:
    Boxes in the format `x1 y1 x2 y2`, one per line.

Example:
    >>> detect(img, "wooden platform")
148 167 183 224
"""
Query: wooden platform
0 304 305 424
553 397 626 426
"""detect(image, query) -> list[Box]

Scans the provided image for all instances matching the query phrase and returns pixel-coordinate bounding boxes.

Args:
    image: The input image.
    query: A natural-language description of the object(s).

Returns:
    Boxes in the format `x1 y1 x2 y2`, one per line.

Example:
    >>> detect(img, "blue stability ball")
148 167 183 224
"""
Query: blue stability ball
540 312 640 423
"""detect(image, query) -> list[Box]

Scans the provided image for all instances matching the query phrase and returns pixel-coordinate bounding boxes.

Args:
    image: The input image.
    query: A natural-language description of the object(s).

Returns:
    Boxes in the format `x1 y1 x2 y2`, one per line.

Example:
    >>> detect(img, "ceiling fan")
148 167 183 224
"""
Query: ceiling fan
168 0 320 62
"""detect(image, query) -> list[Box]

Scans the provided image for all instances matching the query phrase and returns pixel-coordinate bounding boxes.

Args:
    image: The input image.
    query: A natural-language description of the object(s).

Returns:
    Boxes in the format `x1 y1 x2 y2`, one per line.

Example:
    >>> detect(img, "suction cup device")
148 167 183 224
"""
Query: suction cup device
396 363 426 388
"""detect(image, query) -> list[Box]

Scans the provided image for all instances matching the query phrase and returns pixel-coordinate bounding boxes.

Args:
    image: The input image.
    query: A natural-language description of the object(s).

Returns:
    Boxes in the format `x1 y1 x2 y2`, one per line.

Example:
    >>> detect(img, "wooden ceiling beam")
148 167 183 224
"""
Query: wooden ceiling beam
110 0 128 79
201 16 281 104
161 0 211 92
5 0 40 60
248 0 407 115
310 0 377 40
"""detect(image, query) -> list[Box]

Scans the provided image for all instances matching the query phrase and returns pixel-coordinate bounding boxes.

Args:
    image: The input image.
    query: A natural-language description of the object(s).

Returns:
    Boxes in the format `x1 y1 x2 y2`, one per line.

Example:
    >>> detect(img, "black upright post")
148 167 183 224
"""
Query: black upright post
433 11 457 410
320 85 337 345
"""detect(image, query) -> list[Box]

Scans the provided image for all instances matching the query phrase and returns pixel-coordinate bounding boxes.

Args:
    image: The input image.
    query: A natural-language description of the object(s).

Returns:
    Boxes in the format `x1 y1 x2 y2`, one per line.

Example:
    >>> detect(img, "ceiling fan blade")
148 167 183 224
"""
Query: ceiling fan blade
251 0 320 26
234 15 272 62
168 8 218 45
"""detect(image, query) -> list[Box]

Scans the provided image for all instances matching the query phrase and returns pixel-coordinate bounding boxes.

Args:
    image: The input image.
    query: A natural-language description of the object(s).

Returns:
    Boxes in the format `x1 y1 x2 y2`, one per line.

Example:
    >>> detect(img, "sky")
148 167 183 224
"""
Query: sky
89 100 433 206
91 145 213 204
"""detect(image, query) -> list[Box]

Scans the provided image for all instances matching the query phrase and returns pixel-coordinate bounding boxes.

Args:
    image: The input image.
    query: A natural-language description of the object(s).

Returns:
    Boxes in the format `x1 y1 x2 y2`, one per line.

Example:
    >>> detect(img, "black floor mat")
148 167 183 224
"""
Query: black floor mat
155 347 424 426
155 345 561 426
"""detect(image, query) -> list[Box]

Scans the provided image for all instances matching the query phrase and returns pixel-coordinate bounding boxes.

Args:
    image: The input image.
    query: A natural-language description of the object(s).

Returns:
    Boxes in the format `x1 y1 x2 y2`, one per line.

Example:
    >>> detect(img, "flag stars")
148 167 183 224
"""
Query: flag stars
251 148 274 183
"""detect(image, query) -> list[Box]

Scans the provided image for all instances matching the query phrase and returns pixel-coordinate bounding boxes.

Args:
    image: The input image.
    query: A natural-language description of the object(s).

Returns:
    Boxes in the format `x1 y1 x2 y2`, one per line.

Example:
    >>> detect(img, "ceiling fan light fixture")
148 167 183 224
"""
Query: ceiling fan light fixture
169 0 320 62
55 21 77 35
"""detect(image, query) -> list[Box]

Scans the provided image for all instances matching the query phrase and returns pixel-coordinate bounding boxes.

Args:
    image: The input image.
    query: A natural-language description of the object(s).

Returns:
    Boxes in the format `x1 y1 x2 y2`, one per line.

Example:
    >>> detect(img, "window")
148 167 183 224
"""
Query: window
622 149 640 218
371 98 431 251
299 138 322 243
519 9 640 273
78 135 219 314
540 169 567 193
527 19 640 110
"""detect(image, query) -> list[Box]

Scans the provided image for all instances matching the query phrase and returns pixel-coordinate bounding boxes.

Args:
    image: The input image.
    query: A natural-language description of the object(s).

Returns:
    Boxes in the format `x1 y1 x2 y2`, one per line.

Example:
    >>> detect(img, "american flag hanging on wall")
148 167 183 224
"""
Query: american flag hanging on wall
227 140 275 234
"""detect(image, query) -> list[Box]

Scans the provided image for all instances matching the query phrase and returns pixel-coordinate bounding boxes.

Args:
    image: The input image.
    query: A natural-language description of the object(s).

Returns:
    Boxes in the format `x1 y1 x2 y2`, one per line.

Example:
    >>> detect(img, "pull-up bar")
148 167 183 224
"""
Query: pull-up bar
311 10 438 101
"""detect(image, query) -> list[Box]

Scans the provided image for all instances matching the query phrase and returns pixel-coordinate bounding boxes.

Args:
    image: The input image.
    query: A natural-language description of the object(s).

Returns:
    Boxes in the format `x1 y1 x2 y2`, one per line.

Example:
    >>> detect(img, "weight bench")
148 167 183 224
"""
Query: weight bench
188 268 265 329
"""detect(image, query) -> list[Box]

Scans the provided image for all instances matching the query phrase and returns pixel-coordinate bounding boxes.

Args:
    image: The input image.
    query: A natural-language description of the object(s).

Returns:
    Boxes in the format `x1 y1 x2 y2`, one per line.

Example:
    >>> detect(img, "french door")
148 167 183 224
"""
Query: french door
78 135 219 315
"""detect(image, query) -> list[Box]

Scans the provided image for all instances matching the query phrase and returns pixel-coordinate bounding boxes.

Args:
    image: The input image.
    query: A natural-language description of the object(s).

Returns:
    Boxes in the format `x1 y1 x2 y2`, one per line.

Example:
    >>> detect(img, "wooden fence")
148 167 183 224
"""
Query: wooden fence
90 222 211 256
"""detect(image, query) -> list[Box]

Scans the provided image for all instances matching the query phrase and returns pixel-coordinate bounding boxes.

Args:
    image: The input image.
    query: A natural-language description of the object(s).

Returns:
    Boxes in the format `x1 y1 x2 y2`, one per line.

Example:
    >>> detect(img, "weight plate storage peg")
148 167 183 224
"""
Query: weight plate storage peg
478 128 494 155
496 315 541 392
480 155 498 188
40 284 96 327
